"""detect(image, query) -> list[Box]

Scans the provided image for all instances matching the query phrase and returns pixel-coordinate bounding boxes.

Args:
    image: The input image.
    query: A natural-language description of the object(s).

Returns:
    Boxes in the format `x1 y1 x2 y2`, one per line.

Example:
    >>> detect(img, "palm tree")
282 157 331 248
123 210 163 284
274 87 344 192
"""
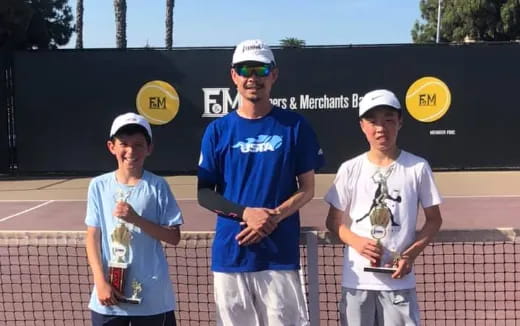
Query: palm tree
165 0 175 49
114 0 127 48
75 0 83 48
279 37 306 48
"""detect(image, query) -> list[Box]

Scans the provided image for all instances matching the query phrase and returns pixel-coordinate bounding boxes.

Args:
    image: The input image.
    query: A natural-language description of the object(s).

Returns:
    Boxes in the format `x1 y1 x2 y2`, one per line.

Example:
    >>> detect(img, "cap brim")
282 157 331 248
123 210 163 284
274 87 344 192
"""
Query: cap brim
232 56 273 65
359 105 401 118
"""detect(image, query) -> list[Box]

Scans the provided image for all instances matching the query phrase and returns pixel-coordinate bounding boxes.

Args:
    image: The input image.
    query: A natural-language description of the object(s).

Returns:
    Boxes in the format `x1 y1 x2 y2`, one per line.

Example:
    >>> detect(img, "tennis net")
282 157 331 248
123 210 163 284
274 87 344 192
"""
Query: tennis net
0 228 519 325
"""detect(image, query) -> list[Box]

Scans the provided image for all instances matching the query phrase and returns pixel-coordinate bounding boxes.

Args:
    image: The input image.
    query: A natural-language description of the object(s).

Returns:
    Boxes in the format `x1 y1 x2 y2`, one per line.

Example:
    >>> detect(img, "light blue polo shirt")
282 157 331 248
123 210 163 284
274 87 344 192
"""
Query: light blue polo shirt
85 170 183 316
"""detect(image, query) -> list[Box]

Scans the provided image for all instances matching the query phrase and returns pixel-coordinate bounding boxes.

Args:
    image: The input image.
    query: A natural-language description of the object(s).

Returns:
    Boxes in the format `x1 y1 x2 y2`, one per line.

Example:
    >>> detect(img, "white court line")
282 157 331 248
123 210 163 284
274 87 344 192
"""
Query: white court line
0 200 55 222
314 195 520 200
0 198 200 202
0 198 198 202
442 195 520 199
0 199 84 202
0 199 49 202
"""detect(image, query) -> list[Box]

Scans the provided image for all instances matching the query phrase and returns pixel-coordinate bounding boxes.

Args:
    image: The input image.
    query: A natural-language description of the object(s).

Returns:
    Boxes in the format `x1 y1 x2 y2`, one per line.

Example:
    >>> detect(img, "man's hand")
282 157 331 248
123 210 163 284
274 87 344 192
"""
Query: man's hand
236 207 279 245
113 202 140 224
235 226 265 246
242 207 279 234
349 234 381 264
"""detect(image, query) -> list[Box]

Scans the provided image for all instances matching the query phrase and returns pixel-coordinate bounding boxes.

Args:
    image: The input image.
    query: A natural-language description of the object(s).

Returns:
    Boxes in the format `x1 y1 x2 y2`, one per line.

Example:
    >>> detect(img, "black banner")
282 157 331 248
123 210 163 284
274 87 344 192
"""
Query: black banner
0 51 9 173
13 44 520 174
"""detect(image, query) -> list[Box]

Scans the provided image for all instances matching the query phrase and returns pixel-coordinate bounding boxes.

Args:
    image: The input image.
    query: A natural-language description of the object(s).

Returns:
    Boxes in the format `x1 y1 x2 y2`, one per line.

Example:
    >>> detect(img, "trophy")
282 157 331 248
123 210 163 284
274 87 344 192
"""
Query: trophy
363 204 397 273
108 189 143 304
362 168 401 274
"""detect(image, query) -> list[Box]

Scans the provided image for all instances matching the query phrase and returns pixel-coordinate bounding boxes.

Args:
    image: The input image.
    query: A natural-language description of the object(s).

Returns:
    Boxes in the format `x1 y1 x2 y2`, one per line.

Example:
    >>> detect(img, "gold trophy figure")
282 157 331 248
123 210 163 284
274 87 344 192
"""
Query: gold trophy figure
108 189 143 304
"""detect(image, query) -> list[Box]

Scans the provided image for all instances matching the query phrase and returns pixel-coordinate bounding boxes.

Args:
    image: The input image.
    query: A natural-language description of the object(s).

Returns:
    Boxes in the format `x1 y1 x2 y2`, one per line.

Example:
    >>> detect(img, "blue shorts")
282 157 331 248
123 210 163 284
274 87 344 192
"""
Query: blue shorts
90 310 176 326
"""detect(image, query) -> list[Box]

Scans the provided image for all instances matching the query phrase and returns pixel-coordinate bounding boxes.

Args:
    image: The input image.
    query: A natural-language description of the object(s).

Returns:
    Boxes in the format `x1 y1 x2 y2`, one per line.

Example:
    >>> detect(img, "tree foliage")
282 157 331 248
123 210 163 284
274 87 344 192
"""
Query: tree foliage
412 0 520 43
0 0 73 50
279 37 306 48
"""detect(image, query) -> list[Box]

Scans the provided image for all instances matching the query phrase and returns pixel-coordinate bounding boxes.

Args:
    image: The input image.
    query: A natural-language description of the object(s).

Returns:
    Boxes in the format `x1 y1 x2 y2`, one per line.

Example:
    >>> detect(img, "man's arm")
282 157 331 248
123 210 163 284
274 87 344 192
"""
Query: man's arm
325 205 381 264
235 170 316 246
273 170 315 222
197 179 246 220
197 178 278 246
392 205 442 279
85 226 119 306
113 202 181 246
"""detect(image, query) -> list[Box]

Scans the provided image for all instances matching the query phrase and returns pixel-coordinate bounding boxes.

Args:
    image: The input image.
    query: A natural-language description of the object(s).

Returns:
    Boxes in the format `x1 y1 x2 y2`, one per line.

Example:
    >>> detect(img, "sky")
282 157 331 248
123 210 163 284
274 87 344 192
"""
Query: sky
65 0 424 49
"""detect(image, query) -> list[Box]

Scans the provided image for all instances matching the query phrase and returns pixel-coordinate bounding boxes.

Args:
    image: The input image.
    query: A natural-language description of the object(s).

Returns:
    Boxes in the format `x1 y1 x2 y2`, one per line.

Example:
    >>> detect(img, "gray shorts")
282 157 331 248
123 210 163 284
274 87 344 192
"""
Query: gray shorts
340 287 420 326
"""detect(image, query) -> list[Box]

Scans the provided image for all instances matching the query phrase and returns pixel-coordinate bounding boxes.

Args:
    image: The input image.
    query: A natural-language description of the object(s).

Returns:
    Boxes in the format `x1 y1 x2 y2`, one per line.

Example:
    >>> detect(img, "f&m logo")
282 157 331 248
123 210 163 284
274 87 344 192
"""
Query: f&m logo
405 77 451 123
149 96 166 109
202 88 240 117
136 80 180 125
419 93 436 106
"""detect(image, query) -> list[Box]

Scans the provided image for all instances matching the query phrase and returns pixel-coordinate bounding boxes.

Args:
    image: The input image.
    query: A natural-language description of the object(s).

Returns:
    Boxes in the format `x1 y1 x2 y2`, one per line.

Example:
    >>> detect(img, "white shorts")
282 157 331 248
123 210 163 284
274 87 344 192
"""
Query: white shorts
213 270 310 326
340 287 420 326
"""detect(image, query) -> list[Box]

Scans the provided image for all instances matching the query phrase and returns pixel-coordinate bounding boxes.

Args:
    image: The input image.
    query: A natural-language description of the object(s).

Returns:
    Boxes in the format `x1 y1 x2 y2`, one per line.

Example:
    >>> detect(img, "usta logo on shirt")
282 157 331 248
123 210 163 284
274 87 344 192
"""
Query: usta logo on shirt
232 135 282 153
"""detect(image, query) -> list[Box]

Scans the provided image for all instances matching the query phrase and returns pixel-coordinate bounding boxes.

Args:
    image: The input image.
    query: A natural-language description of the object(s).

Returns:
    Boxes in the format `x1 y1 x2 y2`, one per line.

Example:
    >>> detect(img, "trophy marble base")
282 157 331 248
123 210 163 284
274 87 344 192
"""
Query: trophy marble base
363 266 397 274
118 296 142 304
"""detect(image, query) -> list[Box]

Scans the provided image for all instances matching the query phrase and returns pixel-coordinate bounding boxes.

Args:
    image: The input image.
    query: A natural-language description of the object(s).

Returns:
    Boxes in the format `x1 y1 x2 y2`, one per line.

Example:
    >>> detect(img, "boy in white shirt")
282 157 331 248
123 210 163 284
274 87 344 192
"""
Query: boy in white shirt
324 89 443 326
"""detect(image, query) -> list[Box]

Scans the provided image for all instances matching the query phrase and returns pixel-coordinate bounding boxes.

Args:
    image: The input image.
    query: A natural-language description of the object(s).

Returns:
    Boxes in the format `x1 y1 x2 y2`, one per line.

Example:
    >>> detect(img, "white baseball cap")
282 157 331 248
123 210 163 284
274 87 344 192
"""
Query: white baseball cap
358 89 401 117
232 39 276 66
110 112 152 140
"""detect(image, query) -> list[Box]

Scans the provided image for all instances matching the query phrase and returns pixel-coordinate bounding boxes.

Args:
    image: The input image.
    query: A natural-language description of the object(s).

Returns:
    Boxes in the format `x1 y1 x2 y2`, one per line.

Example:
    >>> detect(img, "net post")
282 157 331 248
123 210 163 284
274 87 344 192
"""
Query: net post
305 230 320 326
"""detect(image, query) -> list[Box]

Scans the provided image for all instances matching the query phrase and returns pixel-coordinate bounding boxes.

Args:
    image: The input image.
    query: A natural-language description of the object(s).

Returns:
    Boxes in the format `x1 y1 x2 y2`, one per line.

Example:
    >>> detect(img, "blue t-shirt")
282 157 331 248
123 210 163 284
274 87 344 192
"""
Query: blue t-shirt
198 107 324 272
85 170 183 316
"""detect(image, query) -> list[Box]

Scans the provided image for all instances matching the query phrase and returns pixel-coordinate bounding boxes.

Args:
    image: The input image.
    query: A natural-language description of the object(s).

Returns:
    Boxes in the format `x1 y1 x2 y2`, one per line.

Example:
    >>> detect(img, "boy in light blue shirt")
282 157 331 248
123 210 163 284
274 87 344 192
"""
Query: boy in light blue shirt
85 112 183 325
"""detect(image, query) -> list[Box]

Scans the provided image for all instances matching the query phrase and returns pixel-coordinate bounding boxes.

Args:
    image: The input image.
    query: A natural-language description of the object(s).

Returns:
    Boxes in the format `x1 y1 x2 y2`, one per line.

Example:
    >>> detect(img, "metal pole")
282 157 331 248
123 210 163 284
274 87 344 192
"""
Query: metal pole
436 0 442 43
305 231 320 326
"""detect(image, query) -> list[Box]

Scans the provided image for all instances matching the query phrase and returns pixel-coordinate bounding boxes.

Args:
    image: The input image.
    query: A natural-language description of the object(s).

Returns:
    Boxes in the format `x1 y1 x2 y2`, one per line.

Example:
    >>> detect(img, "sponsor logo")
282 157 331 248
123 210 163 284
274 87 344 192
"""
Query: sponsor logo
406 77 451 123
201 88 362 116
136 80 180 125
232 135 282 153
202 88 240 117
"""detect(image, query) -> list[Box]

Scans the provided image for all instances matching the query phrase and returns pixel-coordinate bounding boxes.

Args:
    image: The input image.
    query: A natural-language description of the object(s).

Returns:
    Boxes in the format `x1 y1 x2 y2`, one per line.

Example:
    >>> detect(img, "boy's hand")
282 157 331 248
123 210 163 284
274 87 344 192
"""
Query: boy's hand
114 202 139 224
391 255 414 279
349 234 381 264
96 280 121 306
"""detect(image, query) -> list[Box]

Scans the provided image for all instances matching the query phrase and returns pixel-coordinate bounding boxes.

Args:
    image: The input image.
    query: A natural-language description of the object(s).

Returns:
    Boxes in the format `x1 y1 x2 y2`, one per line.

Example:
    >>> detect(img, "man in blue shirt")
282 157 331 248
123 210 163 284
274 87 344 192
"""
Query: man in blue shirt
197 39 324 325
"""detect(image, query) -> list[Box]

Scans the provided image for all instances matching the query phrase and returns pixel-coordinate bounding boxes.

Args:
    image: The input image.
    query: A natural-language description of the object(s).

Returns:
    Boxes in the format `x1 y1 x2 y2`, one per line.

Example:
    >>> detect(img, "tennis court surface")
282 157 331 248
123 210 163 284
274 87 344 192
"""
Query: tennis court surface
1 172 520 325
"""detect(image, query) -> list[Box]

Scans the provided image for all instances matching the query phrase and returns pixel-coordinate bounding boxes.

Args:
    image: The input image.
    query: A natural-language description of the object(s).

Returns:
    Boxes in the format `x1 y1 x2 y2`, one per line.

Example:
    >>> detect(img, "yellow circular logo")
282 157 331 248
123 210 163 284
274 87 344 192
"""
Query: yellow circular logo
136 80 180 125
405 77 451 123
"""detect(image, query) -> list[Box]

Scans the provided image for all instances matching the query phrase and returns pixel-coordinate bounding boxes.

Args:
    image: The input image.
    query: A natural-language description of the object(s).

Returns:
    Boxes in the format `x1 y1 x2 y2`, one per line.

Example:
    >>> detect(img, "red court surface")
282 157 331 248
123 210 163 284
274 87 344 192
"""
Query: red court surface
1 196 520 231
1 172 520 231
